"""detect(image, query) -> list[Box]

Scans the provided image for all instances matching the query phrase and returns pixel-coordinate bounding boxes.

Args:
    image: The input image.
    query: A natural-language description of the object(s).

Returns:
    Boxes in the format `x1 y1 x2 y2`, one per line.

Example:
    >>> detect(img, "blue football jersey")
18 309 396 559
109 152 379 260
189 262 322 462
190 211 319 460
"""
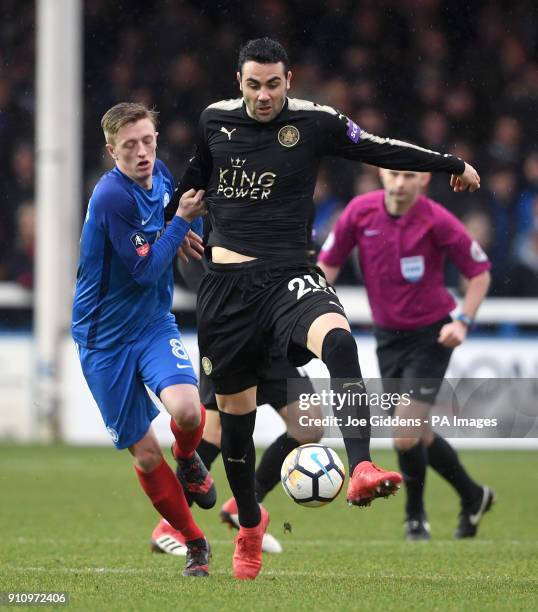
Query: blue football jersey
72 159 193 348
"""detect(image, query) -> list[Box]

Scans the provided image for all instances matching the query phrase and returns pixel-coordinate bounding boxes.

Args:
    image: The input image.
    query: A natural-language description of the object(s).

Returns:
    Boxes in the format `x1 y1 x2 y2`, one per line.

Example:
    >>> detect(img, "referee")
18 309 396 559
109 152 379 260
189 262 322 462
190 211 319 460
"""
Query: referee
318 168 495 541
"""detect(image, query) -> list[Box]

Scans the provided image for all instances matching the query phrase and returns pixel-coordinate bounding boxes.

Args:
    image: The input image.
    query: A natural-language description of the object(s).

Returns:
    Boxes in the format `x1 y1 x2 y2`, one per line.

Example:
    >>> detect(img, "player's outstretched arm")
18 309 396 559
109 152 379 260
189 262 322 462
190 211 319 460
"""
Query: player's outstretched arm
323 109 481 192
450 162 481 193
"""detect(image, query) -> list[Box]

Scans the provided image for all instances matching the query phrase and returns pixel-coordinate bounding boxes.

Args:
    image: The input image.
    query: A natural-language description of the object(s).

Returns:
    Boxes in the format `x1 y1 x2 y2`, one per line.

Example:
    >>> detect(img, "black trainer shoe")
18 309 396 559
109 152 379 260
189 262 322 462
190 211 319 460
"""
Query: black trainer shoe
454 485 496 539
174 450 217 509
183 538 211 577
404 514 431 541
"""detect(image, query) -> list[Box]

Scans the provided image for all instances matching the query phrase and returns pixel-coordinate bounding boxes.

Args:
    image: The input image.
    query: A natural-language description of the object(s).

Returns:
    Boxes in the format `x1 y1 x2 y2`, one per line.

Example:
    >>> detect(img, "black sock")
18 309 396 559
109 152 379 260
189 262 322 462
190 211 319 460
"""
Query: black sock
196 438 221 471
219 410 260 528
255 433 300 502
321 328 371 472
427 434 482 505
397 443 427 518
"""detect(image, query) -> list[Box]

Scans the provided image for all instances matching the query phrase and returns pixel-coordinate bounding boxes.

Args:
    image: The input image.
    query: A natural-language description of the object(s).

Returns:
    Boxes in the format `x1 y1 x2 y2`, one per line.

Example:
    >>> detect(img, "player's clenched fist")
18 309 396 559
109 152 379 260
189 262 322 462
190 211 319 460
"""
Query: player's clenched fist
176 188 207 222
438 320 467 348
450 162 480 193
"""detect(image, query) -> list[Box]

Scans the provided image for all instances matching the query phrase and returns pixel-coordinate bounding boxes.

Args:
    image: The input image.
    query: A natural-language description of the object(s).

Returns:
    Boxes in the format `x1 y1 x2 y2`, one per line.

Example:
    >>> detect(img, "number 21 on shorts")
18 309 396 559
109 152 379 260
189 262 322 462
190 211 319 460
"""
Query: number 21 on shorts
288 274 336 300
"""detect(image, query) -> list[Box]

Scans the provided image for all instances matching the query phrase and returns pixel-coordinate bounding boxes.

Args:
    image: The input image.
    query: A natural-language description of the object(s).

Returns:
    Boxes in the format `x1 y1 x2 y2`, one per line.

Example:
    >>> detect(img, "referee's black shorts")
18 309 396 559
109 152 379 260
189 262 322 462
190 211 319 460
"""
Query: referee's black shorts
374 315 453 406
197 259 345 395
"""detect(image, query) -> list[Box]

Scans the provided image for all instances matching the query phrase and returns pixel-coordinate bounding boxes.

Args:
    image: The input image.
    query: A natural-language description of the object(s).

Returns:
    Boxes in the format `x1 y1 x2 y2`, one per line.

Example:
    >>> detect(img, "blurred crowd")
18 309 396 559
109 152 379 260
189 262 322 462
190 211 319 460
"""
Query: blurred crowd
1 0 537 296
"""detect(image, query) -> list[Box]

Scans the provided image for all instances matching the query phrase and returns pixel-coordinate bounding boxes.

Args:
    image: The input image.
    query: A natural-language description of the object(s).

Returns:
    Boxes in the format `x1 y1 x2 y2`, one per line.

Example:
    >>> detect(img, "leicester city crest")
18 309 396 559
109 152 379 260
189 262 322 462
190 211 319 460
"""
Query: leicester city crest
202 356 213 375
278 125 300 147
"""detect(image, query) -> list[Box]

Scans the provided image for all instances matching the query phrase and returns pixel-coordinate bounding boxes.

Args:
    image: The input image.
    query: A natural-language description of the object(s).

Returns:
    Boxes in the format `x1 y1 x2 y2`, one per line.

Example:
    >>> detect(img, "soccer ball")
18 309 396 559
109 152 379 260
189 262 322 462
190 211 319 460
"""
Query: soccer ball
281 444 346 507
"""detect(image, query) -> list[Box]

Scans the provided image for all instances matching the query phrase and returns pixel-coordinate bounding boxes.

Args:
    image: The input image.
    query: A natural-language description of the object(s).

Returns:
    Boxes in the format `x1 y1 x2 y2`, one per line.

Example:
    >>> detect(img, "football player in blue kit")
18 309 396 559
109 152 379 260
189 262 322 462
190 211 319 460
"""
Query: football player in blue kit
71 103 213 577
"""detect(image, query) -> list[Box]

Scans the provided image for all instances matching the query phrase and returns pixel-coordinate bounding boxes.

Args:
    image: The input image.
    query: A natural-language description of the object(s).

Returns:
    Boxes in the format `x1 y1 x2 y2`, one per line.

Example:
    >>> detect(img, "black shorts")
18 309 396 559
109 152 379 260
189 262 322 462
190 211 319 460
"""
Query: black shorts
200 354 314 411
197 259 345 394
374 316 453 405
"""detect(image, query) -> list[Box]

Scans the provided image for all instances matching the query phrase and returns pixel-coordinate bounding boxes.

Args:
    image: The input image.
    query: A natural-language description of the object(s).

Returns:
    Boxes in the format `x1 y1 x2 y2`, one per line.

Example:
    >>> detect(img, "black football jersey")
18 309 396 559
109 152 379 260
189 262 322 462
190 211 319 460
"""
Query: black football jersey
179 97 465 260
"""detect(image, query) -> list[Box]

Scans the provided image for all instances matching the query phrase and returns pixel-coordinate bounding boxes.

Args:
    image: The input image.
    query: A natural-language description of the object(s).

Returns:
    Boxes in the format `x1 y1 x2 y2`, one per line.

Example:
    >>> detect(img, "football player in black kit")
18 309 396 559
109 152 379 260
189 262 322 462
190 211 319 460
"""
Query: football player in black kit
173 38 481 579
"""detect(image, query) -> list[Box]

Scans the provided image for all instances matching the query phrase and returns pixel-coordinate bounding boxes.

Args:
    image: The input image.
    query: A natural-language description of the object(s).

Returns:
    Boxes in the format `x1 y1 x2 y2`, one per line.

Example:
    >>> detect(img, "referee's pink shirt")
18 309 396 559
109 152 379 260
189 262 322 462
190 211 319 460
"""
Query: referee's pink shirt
318 190 491 330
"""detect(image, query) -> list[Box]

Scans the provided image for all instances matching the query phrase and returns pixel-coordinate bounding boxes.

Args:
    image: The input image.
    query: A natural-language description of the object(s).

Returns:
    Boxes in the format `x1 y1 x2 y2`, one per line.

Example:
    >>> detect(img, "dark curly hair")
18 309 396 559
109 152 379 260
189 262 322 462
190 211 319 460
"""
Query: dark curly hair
237 37 289 75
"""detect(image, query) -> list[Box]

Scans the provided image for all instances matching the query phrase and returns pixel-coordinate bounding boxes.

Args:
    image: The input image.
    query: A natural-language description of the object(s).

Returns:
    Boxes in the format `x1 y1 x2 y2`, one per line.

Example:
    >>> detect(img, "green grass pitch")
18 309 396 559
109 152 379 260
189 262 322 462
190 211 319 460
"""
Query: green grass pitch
1 445 537 611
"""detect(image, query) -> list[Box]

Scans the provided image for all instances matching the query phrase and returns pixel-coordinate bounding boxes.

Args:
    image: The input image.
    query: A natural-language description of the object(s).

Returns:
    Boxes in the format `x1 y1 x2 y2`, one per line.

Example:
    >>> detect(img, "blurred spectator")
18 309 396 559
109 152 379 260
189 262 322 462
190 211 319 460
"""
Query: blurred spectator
1 141 35 267
289 60 324 100
322 77 353 116
354 167 381 196
516 151 538 235
481 115 523 169
160 120 196 170
9 141 35 204
245 0 291 39
0 80 17 174
312 0 353 69
160 53 210 121
355 107 387 136
443 83 477 134
419 111 449 149
504 61 538 128
499 35 528 83
462 210 495 255
506 225 538 297
485 168 520 293
4 202 35 289
415 68 444 111
106 59 136 103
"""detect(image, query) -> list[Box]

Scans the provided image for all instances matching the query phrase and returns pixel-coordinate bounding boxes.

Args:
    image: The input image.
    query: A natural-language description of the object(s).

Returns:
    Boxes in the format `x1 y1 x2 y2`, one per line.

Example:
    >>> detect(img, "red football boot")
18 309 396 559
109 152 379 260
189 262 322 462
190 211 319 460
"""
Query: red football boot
346 461 402 506
220 497 282 553
232 506 270 580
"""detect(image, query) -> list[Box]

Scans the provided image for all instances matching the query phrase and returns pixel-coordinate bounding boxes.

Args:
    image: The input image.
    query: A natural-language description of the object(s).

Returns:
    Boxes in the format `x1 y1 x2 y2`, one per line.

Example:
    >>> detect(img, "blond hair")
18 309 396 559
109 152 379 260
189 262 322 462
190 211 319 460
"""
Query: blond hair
101 102 158 144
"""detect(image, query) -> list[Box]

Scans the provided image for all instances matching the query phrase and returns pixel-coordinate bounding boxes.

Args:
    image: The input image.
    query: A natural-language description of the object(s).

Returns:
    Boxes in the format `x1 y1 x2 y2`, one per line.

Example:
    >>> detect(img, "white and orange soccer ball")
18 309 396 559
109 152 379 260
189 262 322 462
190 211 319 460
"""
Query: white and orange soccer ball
281 443 346 507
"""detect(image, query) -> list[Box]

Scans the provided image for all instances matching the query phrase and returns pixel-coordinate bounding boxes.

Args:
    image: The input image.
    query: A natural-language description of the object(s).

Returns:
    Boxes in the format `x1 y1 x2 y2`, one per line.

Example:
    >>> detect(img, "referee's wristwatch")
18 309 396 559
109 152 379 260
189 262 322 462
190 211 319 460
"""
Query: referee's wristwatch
456 313 474 328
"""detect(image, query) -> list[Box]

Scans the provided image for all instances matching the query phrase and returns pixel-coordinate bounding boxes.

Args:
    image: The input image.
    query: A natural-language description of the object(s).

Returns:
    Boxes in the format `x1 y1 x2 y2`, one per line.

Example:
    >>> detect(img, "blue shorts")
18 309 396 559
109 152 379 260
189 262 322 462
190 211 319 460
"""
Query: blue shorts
77 317 197 449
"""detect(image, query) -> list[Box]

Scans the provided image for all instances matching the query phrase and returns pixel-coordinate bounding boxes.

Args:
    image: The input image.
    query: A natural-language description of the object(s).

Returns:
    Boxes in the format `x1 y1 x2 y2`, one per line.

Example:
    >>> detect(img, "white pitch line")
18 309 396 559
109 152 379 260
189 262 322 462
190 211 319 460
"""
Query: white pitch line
7 566 538 584
281 539 538 546
13 537 538 546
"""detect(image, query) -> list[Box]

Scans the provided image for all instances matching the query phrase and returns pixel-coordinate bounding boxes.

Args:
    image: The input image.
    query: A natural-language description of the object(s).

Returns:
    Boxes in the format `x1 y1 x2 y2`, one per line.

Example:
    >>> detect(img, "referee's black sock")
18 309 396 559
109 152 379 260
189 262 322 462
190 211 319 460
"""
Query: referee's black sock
255 433 300 503
427 433 482 505
219 410 261 528
196 438 221 471
396 442 427 518
321 328 371 472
